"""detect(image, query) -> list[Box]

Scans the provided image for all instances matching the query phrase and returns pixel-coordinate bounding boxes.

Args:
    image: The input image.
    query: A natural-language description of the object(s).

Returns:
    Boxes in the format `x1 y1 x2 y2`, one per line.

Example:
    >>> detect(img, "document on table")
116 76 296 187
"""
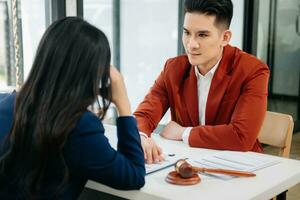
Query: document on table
103 124 181 175
188 151 281 180
146 153 181 175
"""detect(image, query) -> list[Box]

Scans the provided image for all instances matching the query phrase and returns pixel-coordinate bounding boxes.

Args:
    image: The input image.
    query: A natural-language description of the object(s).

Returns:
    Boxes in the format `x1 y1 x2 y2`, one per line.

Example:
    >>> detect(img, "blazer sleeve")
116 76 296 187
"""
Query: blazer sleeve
134 66 170 136
189 64 270 151
65 113 145 190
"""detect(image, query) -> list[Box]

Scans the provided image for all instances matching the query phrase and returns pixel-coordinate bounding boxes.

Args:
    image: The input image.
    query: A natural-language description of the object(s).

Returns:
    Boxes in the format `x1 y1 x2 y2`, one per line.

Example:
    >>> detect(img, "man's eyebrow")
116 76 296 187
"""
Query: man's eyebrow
183 27 210 34
197 30 210 34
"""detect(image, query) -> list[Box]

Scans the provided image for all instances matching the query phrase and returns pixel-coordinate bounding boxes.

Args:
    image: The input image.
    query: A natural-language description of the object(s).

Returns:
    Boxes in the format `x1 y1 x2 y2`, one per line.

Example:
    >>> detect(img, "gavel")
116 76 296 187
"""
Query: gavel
175 159 256 178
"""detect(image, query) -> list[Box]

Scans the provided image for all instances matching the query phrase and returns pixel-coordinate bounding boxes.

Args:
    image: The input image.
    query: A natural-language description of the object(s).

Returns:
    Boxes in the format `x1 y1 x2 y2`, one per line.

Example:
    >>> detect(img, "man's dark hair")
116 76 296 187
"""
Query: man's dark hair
184 0 233 29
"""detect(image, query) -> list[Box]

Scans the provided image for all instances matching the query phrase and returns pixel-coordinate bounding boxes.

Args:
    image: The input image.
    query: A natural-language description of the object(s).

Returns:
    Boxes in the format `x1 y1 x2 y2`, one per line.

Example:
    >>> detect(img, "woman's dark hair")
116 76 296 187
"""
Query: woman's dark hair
184 0 233 29
0 17 111 197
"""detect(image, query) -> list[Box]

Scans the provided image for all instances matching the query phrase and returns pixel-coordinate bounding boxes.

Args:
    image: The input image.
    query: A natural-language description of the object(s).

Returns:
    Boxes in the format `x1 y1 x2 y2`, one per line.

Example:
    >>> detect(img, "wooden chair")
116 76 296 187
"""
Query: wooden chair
258 111 294 158
258 111 294 200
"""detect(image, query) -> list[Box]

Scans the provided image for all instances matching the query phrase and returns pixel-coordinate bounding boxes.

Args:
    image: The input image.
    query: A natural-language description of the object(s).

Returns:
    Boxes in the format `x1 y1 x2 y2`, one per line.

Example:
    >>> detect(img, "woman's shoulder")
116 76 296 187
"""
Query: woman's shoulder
73 111 105 136
0 91 16 122
0 92 16 145
0 91 16 109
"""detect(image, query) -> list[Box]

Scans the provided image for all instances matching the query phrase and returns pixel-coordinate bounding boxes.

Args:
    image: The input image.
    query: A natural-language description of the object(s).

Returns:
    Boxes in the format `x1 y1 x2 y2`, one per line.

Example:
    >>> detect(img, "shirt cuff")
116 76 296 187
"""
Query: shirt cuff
139 131 149 139
182 127 192 144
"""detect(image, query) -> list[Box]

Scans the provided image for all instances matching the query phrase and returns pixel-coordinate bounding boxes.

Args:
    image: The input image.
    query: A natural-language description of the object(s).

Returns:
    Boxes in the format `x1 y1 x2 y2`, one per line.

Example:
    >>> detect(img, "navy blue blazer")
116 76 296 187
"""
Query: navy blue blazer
0 92 145 199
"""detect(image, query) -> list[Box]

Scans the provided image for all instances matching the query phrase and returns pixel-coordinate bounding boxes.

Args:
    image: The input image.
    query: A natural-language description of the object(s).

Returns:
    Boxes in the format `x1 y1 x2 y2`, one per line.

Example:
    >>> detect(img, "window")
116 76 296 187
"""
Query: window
83 0 114 64
21 0 47 80
0 0 46 89
82 0 245 124
120 0 178 110
83 0 178 124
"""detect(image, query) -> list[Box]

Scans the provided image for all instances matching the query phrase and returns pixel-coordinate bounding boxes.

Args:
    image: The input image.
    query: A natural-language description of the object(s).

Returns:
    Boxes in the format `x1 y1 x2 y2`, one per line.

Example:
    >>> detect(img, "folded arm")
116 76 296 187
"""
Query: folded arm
161 64 269 151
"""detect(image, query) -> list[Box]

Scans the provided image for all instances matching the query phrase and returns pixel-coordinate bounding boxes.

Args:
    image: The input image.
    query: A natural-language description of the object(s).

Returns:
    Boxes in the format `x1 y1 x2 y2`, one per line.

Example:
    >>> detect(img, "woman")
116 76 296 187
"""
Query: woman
0 17 145 199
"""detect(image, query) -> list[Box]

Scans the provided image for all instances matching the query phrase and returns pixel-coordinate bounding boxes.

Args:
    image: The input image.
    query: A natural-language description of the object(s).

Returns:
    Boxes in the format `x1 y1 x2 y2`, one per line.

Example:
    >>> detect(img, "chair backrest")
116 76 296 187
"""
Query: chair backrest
258 111 294 158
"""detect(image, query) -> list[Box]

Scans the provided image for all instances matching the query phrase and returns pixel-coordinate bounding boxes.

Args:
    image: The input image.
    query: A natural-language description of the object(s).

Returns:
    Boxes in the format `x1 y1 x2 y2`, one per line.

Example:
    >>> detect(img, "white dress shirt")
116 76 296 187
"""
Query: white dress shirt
182 59 221 144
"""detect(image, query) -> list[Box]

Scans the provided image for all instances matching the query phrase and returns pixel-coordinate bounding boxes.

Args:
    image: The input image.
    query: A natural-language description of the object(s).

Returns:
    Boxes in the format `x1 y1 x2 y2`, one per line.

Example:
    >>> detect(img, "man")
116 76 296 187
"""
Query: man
134 0 269 164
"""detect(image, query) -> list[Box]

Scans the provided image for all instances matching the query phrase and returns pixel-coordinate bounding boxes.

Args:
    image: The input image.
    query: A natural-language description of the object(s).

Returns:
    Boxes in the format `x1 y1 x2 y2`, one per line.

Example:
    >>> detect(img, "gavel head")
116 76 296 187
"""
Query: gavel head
175 159 194 178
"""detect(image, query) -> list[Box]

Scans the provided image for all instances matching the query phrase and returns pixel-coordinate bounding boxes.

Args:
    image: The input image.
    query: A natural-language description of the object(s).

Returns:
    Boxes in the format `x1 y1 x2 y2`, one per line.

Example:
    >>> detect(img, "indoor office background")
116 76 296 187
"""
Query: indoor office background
0 0 299 129
0 0 300 198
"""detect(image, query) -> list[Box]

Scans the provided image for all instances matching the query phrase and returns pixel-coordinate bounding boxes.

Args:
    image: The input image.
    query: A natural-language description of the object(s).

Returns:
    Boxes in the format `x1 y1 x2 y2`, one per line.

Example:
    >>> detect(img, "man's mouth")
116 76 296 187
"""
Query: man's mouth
189 52 201 56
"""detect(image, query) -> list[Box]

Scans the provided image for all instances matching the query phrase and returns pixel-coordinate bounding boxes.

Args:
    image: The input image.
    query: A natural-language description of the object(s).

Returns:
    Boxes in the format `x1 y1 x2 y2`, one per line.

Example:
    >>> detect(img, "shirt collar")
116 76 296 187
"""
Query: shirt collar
194 57 222 79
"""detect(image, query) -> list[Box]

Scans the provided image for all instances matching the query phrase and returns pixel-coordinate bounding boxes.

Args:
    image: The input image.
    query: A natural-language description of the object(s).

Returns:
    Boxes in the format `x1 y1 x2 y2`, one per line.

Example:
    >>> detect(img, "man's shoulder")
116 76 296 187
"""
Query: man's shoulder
224 45 269 73
163 54 191 73
167 54 189 63
165 54 189 64
230 46 266 65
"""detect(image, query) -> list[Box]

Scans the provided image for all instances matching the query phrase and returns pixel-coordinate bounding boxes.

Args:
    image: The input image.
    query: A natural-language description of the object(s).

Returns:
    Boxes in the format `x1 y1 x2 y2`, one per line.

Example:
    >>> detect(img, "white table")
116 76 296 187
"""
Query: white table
85 124 300 200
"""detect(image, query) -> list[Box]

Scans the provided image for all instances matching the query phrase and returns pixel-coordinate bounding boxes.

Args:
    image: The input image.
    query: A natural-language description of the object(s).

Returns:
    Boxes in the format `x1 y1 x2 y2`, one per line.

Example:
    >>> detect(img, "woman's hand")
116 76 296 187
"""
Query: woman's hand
110 65 131 116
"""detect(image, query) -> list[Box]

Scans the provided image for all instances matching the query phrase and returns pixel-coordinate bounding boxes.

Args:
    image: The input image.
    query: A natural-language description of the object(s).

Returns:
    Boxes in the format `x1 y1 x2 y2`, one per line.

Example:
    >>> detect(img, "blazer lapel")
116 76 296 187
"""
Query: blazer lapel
181 66 199 126
205 45 235 125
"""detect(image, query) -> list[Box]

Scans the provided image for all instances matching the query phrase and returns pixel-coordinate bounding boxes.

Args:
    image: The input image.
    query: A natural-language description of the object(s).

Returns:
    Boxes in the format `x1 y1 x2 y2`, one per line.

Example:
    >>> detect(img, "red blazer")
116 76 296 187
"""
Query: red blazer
134 45 269 152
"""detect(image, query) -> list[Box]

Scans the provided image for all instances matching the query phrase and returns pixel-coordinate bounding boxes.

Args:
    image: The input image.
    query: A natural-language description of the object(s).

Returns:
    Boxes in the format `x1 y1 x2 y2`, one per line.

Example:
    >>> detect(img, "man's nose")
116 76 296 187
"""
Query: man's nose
188 37 199 49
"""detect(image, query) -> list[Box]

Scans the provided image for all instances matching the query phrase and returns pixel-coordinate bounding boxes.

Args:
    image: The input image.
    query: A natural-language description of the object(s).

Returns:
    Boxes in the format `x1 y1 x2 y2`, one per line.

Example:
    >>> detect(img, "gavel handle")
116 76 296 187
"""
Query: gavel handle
193 167 256 177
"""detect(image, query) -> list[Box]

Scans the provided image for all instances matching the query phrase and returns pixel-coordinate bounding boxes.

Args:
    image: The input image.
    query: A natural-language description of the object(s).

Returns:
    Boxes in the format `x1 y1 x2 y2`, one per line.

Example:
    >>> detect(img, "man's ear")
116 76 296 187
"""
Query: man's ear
221 30 232 47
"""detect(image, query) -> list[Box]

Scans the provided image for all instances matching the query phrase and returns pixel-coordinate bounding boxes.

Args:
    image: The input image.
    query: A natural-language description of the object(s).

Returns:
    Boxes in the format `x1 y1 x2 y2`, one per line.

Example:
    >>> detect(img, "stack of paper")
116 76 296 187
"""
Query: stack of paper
189 151 281 180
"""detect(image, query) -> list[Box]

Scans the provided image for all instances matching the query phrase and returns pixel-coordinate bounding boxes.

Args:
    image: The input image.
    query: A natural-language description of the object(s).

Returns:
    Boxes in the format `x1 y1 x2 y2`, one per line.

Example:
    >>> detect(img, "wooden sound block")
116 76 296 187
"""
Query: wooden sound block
165 171 201 185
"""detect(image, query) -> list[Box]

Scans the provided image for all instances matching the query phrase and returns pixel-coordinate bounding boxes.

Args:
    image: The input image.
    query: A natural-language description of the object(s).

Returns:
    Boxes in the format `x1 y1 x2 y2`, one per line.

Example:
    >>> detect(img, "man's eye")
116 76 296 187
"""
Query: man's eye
199 34 207 37
183 31 190 35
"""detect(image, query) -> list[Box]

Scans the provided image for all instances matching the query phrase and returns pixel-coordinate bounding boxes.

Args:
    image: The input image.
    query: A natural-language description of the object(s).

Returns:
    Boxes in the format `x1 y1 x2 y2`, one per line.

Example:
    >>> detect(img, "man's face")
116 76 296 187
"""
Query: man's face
182 12 230 69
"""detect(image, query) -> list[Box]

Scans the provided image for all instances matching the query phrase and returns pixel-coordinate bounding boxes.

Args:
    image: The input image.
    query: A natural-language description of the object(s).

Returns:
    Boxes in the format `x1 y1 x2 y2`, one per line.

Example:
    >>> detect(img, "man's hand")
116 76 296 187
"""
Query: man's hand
140 136 164 164
160 121 185 140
